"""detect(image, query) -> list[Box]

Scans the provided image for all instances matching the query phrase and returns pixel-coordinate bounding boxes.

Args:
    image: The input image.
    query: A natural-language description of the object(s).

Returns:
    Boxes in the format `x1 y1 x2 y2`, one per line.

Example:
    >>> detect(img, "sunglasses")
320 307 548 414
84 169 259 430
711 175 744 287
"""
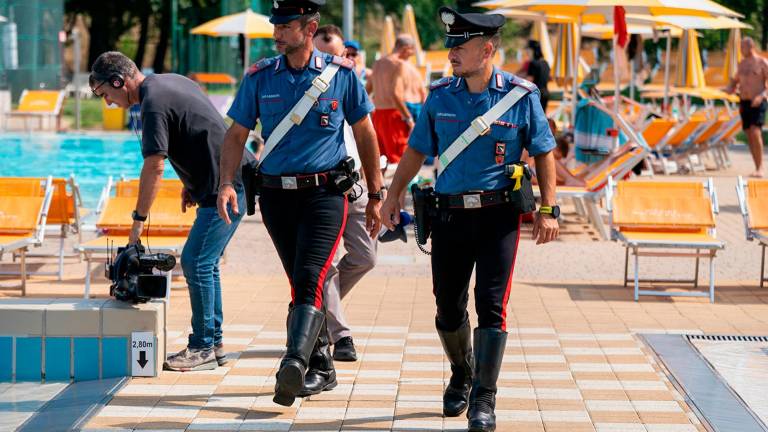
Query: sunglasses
346 51 359 58
91 80 107 98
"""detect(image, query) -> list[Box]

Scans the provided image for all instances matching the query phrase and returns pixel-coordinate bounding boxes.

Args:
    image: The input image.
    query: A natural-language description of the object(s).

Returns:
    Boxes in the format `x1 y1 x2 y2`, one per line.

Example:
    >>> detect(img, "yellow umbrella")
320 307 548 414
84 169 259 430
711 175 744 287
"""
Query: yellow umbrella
530 20 555 65
380 16 396 58
401 4 426 66
476 0 742 19
190 8 274 71
723 28 742 83
675 29 706 88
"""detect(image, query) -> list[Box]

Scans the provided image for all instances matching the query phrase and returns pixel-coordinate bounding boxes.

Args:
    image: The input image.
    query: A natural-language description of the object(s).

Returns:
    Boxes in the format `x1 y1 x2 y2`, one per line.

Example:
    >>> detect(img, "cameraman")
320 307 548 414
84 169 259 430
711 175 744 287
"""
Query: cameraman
89 52 254 372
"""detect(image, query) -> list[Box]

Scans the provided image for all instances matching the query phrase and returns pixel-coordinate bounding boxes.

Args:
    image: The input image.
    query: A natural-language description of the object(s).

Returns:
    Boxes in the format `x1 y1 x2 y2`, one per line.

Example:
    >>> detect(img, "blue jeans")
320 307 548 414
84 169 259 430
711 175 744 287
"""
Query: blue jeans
182 188 245 350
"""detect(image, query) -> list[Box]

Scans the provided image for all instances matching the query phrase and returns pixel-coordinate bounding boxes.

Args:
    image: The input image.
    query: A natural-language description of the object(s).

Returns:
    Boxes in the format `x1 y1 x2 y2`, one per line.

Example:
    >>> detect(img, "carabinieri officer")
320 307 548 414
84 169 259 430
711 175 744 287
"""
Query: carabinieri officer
217 0 384 407
381 7 559 432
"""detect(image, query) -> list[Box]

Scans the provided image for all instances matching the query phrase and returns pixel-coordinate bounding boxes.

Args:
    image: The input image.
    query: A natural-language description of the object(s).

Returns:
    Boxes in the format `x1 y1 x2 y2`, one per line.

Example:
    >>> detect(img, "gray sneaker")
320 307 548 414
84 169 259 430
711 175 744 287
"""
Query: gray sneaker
163 347 217 372
214 344 228 366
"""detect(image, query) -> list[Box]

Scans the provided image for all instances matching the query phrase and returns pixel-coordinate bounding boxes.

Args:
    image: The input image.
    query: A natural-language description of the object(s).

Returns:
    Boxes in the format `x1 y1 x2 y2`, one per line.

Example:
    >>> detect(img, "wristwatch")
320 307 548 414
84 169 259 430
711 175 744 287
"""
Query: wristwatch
132 210 148 222
367 189 385 200
538 205 560 218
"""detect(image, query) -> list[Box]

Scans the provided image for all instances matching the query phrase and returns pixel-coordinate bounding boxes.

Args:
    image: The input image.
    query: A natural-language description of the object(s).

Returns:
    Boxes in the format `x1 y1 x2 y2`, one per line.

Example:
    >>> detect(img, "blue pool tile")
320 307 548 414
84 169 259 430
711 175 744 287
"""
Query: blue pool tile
101 337 129 378
45 338 71 382
73 338 98 381
16 337 42 381
0 337 11 381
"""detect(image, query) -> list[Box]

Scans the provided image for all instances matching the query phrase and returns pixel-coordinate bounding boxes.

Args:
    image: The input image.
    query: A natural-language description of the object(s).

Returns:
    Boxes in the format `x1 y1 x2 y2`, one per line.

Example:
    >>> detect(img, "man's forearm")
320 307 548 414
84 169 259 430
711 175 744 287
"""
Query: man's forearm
135 157 164 216
534 151 557 207
219 126 248 185
389 147 427 197
352 119 383 192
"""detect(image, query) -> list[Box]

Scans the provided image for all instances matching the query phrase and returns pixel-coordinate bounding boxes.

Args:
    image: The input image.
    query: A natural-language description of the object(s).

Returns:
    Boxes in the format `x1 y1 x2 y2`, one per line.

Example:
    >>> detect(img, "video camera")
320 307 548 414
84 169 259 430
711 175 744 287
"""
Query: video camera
107 242 176 303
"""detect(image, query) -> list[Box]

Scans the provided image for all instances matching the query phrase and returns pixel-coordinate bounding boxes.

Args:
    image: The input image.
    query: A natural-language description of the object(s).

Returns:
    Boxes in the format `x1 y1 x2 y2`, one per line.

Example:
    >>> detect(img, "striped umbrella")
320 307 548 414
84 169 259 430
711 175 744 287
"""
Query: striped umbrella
723 28 742 83
530 20 555 65
675 29 706 88
552 22 588 83
380 16 396 58
401 4 426 66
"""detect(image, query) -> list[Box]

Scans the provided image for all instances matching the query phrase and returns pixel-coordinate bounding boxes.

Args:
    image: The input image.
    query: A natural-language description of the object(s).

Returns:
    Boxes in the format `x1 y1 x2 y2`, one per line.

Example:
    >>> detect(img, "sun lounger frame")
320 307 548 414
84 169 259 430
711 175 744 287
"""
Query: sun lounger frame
607 176 724 303
736 176 768 288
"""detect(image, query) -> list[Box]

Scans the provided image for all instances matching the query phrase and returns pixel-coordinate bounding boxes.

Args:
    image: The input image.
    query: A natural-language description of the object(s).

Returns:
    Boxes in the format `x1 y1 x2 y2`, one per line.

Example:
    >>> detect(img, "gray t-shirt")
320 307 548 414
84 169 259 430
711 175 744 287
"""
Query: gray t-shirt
139 73 254 205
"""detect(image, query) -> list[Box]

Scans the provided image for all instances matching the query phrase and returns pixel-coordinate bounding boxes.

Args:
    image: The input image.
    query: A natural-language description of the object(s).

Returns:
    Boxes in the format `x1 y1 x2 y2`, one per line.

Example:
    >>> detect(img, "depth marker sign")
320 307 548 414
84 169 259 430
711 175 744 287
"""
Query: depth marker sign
131 332 156 377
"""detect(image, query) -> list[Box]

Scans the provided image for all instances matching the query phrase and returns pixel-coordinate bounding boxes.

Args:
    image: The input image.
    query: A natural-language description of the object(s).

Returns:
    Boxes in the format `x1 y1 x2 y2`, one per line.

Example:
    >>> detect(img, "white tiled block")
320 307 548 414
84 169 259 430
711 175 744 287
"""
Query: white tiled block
165 385 217 396
621 381 668 391
361 353 404 362
535 388 583 400
611 364 654 372
98 405 153 418
517 328 556 335
204 395 255 408
360 338 406 347
351 325 408 334
392 420 443 430
594 423 647 432
497 387 535 398
233 359 280 369
404 346 443 355
401 362 447 371
578 380 624 390
221 337 253 345
146 405 200 419
540 410 591 422
352 384 398 396
396 401 443 409
630 401 683 412
239 419 292 431
397 394 442 401
220 375 269 386
644 426 698 432
295 407 346 420
223 324 263 332
495 410 542 422
571 363 613 372
187 418 242 430
406 333 439 340
118 385 172 396
356 370 400 379
253 331 284 339
520 340 560 347
586 400 635 412
344 407 395 420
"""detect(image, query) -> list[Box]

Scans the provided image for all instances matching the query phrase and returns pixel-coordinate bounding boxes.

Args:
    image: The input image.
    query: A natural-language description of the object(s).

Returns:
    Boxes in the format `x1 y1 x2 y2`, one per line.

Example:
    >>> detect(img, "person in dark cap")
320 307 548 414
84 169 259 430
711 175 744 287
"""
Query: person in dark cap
218 0 385 407
343 40 372 88
380 7 559 432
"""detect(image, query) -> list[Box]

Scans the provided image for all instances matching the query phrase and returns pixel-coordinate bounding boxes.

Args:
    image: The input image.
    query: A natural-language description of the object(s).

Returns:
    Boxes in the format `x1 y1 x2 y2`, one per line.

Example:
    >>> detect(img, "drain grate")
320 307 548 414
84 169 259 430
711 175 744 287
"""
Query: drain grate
686 334 768 342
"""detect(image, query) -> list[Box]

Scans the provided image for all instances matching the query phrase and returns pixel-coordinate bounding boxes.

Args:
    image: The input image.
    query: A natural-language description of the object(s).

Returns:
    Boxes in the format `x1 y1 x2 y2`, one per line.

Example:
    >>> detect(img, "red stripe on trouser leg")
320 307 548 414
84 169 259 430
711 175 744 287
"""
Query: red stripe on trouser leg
313 198 349 309
500 214 523 332
288 276 295 303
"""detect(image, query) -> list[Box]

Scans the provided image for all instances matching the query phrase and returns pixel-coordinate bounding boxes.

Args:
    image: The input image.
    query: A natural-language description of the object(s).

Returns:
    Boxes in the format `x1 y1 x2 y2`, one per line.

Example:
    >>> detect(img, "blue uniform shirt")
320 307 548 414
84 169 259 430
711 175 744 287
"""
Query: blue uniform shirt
228 49 374 176
409 67 556 195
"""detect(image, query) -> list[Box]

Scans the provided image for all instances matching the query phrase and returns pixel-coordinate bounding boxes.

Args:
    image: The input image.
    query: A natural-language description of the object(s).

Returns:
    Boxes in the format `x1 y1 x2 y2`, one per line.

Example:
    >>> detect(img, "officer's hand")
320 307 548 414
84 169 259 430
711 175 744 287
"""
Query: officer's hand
366 199 383 240
752 95 764 107
532 212 559 245
181 188 195 213
217 184 238 225
380 196 401 231
128 220 143 245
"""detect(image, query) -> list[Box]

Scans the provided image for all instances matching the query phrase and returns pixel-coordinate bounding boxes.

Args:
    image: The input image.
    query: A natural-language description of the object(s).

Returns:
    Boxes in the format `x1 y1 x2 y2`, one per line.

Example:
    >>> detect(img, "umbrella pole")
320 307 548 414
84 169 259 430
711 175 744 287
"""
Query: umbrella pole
613 36 620 118
244 37 250 74
571 20 578 129
663 32 671 115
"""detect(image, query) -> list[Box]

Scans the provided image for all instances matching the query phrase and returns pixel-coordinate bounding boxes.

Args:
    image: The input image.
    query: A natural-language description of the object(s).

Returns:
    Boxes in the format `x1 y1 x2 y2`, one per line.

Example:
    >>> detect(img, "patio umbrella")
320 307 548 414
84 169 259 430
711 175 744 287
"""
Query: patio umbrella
401 4 425 66
380 16 396 58
475 0 742 19
190 8 274 72
723 28 742 83
530 20 555 65
551 21 588 125
675 29 706 89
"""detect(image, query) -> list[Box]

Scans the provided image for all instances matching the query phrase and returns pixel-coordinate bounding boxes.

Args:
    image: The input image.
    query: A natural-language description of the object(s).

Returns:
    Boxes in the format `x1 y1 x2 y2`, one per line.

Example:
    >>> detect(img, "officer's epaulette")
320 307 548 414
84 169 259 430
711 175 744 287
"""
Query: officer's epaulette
511 76 537 92
247 57 278 76
331 55 355 69
429 77 453 90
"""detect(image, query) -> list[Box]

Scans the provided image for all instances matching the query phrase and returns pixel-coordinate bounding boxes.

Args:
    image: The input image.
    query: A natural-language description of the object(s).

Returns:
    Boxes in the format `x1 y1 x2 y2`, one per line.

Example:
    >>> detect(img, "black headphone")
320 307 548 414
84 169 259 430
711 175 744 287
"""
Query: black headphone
92 71 125 89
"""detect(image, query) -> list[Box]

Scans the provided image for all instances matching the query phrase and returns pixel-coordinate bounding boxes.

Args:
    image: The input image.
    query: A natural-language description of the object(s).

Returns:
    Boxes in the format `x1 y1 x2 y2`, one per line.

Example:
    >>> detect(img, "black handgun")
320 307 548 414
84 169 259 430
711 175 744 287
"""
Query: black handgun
241 159 261 216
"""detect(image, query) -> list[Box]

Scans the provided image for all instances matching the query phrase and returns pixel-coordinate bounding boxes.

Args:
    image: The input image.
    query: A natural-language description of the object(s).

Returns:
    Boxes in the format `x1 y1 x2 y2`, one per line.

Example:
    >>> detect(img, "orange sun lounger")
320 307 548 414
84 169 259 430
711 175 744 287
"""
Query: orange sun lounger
736 177 768 288
0 177 55 295
607 178 724 302
77 178 193 298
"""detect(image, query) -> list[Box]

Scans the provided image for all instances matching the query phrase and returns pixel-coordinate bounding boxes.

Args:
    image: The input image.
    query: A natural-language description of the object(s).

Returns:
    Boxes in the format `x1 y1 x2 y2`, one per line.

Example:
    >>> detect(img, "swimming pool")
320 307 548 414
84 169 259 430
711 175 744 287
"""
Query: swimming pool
0 133 179 208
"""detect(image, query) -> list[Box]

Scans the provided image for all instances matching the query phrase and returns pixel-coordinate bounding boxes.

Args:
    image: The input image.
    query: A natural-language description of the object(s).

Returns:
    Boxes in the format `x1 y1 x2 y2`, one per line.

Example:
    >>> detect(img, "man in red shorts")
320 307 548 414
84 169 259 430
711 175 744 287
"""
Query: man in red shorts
370 35 419 163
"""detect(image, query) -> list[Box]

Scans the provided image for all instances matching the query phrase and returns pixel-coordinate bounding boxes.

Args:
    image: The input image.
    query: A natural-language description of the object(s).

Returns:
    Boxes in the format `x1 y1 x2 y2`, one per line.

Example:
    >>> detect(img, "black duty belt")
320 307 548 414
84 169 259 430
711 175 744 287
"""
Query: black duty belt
437 190 512 209
261 172 330 190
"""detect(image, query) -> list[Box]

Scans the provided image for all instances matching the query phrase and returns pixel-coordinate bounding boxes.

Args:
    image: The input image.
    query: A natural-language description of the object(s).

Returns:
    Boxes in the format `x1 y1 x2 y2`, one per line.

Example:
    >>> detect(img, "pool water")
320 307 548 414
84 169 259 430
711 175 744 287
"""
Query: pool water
0 133 178 208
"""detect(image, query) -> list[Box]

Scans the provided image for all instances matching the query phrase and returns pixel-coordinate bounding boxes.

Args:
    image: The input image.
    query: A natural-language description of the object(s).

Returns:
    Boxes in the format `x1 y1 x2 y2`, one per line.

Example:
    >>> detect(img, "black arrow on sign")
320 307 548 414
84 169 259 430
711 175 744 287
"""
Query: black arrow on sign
137 351 148 368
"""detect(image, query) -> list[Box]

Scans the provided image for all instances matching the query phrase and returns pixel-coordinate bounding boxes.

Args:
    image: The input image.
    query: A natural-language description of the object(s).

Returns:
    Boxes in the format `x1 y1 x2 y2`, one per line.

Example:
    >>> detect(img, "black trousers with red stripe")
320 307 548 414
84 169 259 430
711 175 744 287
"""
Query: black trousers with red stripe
259 186 347 308
431 203 521 332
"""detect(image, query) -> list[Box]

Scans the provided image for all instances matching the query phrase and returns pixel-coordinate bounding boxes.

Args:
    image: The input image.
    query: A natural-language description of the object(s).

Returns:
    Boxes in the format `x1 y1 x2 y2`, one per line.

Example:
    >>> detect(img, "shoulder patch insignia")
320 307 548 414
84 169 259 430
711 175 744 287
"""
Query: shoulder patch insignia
430 77 452 90
331 56 355 69
247 57 277 76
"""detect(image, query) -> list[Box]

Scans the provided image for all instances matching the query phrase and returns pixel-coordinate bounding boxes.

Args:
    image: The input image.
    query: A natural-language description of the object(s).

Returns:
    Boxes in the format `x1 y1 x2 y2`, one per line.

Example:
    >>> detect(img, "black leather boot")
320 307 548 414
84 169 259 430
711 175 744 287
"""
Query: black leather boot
437 321 473 417
298 319 337 396
273 304 324 406
467 327 507 432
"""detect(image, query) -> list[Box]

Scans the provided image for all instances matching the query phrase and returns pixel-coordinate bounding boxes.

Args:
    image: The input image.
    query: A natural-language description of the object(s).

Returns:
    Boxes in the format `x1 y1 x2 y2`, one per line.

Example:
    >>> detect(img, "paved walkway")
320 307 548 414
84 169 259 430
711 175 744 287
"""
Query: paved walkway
2 144 768 431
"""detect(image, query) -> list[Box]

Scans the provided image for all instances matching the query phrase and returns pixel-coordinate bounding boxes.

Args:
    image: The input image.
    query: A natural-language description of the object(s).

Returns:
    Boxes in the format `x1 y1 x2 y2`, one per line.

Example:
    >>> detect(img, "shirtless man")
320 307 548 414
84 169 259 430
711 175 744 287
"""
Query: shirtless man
404 59 427 121
726 37 768 177
370 35 419 163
